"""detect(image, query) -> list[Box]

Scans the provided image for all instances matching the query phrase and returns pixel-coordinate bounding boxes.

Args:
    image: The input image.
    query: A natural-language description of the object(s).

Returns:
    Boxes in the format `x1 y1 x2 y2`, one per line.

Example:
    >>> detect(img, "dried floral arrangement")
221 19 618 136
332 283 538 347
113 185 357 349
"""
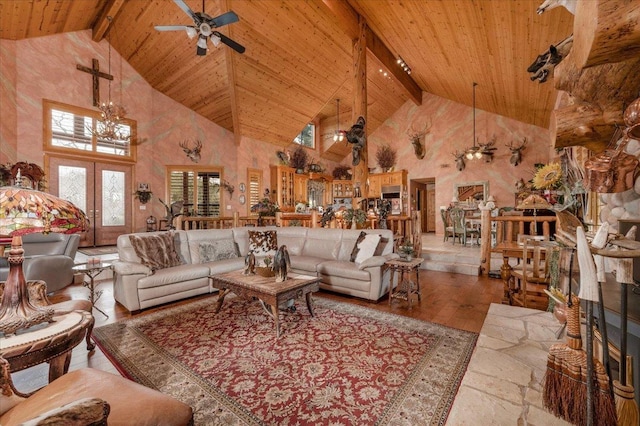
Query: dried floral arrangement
376 144 397 171
290 145 309 171
332 165 351 180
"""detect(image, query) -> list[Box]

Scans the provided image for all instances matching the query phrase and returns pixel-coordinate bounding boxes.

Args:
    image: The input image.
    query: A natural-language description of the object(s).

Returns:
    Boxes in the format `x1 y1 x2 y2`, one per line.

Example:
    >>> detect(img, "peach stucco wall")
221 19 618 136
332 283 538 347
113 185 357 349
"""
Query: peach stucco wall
368 92 551 234
0 38 18 164
2 30 551 235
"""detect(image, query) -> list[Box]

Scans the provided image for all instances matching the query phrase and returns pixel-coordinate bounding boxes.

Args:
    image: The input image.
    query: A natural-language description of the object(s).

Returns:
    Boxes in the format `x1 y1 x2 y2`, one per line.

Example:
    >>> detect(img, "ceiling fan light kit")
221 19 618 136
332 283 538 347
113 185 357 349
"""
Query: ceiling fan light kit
333 98 346 142
155 0 245 56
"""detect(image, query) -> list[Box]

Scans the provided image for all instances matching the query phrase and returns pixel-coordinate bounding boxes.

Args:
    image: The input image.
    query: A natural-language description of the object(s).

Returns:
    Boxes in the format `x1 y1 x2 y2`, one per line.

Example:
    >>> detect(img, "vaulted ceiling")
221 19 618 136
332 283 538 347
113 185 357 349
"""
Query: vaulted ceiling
0 0 574 160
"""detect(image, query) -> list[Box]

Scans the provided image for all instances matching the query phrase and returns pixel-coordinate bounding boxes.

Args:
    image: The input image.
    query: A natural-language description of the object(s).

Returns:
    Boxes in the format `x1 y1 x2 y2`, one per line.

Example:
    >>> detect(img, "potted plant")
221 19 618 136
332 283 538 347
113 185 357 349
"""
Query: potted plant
290 145 309 173
398 240 415 260
343 208 367 229
376 144 397 172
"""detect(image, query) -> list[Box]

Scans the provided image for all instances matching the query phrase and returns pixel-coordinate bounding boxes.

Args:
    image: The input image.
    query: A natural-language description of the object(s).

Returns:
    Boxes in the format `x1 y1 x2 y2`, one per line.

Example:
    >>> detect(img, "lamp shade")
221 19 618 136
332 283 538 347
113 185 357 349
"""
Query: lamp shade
0 186 89 236
516 194 551 210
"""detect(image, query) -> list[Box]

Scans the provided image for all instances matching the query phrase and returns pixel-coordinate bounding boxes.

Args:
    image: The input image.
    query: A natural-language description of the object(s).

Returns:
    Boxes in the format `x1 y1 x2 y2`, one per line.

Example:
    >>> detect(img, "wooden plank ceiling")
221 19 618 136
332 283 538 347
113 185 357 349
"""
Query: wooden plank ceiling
0 0 574 158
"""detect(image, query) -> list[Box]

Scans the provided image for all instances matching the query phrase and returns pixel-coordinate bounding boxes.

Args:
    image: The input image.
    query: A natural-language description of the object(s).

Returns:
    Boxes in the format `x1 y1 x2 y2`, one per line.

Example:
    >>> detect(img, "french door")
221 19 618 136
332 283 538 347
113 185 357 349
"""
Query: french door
47 156 132 247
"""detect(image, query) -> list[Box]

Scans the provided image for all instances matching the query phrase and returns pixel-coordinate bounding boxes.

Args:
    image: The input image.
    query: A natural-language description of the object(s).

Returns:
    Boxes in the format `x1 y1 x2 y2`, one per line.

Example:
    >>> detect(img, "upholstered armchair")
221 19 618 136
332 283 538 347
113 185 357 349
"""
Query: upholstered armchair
0 355 194 426
0 233 80 293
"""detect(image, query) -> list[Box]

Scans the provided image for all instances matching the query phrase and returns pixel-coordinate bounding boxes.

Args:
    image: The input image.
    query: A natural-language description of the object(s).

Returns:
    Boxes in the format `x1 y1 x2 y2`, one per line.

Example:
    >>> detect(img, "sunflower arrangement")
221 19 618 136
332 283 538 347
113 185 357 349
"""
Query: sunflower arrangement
533 162 563 190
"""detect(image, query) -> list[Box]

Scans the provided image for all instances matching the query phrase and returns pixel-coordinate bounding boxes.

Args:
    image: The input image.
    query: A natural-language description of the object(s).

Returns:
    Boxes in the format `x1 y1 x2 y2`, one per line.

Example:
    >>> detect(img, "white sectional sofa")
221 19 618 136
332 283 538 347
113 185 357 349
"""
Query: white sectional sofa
113 226 397 313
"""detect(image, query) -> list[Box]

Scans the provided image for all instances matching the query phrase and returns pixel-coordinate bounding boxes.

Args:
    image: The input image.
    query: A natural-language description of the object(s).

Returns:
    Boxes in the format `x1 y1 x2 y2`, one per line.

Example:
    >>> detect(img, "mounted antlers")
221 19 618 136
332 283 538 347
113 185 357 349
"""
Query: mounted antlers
506 137 527 166
179 139 202 163
453 150 466 171
406 121 431 159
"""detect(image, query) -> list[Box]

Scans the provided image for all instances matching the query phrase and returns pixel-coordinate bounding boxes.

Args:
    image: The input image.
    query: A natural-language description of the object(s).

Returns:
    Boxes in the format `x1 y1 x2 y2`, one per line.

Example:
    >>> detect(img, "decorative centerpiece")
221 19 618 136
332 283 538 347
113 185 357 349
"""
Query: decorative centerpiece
250 190 280 226
255 255 275 277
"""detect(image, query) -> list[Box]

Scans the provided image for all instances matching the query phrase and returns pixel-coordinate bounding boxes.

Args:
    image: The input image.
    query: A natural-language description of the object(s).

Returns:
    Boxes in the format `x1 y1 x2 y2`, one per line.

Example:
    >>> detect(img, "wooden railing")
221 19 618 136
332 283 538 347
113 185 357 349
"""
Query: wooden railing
493 215 557 244
173 210 416 244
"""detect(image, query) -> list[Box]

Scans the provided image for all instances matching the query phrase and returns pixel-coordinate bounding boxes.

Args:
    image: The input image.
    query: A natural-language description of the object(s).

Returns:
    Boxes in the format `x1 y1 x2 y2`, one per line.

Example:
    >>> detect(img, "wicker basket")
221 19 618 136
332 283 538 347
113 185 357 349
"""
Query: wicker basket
255 266 275 277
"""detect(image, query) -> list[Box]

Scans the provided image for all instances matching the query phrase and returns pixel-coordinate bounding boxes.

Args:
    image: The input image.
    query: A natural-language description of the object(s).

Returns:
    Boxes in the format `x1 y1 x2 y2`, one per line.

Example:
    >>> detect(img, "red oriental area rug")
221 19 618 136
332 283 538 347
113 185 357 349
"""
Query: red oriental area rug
93 296 477 425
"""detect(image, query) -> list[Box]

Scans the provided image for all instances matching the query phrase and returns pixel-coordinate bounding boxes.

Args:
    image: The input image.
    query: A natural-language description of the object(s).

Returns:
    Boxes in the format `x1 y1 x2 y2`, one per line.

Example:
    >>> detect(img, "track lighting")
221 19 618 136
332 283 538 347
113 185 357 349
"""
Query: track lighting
396 56 411 75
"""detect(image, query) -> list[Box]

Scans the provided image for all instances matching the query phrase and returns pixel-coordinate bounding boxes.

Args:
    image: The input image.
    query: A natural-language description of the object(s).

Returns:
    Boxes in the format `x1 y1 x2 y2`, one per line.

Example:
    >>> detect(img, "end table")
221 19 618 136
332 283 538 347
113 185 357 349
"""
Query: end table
73 261 112 318
386 257 424 308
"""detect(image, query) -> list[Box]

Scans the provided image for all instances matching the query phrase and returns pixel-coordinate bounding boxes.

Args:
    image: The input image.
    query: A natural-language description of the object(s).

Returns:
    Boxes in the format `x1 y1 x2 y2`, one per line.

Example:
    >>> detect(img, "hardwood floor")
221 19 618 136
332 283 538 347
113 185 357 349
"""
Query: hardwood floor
10 270 504 394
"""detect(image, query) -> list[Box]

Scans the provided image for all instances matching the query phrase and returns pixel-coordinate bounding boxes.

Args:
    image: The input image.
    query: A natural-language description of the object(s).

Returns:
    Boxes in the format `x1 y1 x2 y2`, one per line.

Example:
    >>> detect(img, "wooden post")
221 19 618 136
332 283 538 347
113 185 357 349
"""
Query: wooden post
351 16 368 210
479 201 494 275
233 211 239 228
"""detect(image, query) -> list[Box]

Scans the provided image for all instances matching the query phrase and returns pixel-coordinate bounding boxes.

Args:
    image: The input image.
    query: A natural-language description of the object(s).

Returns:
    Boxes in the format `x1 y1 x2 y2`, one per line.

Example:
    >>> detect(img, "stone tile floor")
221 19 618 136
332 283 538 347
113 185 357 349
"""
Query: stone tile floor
446 303 572 425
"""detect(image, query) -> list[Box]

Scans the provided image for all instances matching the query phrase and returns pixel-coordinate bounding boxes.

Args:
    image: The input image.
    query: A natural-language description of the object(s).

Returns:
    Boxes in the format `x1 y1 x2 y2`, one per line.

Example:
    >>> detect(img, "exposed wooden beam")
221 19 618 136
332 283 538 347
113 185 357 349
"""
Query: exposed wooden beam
319 0 422 106
365 30 422 106
92 0 125 42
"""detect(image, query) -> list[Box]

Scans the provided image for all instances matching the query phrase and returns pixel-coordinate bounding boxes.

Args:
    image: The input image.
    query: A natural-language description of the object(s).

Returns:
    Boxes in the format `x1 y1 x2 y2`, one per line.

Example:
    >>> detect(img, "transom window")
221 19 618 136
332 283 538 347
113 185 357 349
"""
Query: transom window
43 99 136 160
293 123 315 148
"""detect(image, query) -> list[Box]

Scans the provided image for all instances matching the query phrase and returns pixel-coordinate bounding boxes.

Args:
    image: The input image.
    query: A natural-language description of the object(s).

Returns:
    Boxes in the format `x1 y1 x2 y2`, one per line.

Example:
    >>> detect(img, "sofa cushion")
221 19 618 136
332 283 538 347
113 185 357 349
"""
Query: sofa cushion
137 263 210 289
303 229 342 260
289 255 325 274
199 240 239 263
128 232 183 272
317 260 371 281
248 230 278 256
351 232 381 264
273 228 307 256
208 257 247 276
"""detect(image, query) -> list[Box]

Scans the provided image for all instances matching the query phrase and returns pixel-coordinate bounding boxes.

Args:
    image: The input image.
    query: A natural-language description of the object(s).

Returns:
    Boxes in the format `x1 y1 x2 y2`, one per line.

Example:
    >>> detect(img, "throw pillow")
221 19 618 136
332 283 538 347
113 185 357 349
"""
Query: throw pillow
350 231 368 262
199 240 239 263
248 230 278 257
351 232 382 264
129 232 182 272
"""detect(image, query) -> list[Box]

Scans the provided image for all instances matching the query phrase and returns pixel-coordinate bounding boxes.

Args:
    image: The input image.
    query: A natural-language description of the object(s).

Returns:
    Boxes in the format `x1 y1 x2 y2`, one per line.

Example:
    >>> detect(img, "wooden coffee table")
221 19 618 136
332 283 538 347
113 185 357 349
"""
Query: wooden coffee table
211 270 320 337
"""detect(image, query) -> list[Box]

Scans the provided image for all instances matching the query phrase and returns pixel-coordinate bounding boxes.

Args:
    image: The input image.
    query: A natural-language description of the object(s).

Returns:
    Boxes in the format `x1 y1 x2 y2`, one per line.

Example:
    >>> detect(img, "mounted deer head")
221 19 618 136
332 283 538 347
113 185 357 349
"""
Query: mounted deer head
453 150 466 171
406 121 431 159
478 136 497 163
506 137 527 166
179 139 202 163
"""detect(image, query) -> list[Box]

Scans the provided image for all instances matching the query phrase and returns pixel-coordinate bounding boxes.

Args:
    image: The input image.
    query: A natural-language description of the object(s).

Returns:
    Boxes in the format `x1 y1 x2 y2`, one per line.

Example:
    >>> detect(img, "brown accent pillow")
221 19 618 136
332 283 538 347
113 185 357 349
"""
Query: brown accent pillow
248 230 278 256
374 237 390 256
129 233 183 272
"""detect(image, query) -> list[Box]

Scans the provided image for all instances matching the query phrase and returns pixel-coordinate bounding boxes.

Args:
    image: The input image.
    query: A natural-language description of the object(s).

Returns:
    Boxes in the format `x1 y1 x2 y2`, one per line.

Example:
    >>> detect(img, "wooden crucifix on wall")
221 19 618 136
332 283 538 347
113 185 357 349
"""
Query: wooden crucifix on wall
76 58 113 106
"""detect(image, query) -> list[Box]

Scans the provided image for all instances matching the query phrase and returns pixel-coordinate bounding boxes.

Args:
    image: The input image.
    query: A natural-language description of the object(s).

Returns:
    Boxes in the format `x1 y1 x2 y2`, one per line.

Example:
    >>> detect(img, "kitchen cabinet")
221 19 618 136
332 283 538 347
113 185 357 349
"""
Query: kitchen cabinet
294 173 308 205
368 170 407 198
270 165 295 212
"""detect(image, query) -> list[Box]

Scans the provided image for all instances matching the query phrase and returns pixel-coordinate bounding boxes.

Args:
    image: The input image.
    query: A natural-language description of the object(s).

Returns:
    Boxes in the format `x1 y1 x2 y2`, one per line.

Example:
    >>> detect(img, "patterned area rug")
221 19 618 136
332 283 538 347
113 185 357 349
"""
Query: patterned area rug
93 296 477 425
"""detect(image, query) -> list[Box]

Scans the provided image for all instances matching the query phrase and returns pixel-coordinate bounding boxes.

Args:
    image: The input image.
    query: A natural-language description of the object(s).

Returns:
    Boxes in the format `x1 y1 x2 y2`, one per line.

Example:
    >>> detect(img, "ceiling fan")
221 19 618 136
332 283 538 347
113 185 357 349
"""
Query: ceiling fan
155 0 245 56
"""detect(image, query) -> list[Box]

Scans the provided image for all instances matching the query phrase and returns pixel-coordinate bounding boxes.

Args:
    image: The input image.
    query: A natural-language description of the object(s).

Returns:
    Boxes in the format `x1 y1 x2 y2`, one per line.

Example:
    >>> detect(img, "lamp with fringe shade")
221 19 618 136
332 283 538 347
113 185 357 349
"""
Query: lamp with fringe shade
0 184 89 336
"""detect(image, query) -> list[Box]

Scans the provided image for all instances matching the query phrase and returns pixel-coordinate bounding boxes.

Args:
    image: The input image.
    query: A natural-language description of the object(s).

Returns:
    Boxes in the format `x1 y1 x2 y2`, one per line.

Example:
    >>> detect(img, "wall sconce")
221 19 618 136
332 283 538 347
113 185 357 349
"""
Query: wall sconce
135 183 152 204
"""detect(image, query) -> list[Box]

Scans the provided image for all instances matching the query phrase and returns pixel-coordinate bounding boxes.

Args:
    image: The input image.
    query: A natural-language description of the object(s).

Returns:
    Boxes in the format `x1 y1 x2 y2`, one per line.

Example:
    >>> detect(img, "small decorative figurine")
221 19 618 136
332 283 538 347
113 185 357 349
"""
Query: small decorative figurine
273 245 291 283
243 250 256 275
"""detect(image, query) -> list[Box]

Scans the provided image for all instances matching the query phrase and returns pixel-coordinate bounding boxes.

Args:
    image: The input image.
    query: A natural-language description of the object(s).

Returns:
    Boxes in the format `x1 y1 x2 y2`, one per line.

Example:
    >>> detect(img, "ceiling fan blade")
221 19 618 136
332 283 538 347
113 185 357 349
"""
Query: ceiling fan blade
155 25 191 32
212 31 245 54
173 0 199 23
208 11 239 28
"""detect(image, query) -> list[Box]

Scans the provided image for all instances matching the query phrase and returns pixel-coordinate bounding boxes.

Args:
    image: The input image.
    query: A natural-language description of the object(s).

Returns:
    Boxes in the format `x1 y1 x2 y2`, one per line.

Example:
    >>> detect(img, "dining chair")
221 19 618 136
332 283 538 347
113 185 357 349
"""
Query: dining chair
510 237 551 310
440 208 454 242
449 208 467 245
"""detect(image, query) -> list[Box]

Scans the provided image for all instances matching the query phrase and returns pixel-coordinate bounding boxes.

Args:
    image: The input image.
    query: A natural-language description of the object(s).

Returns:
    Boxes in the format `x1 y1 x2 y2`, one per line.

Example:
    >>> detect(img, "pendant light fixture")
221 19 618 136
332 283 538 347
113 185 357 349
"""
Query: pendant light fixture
466 82 482 160
92 16 129 142
333 98 346 142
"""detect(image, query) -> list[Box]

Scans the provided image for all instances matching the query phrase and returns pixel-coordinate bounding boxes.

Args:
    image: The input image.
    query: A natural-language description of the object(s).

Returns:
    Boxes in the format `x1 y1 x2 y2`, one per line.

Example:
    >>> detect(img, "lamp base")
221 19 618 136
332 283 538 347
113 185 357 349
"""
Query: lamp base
0 236 54 336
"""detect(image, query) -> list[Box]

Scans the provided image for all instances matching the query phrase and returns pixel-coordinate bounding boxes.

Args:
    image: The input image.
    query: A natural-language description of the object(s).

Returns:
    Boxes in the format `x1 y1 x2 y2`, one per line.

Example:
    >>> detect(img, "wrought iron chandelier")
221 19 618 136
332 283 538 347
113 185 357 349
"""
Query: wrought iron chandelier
93 16 129 142
465 82 482 160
